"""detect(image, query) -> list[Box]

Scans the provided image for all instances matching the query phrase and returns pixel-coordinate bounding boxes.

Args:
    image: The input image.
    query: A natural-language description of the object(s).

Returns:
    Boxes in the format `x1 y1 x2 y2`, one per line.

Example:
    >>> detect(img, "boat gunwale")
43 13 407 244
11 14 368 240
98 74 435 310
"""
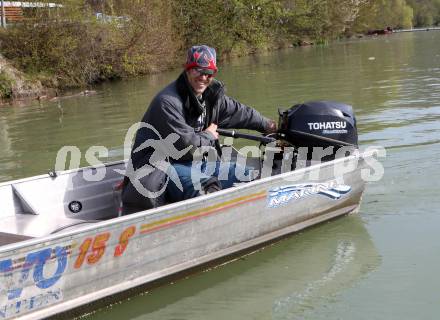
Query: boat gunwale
0 149 374 254
0 159 125 188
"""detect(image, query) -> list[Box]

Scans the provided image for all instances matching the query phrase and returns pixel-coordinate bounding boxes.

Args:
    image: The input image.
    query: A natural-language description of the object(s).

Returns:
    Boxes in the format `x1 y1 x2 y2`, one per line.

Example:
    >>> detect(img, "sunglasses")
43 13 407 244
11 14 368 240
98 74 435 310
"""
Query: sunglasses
192 68 216 78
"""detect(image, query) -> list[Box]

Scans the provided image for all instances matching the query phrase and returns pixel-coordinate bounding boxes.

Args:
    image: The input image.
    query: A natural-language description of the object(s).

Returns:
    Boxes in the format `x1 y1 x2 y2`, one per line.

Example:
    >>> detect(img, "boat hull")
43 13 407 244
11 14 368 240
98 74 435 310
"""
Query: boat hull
0 153 370 319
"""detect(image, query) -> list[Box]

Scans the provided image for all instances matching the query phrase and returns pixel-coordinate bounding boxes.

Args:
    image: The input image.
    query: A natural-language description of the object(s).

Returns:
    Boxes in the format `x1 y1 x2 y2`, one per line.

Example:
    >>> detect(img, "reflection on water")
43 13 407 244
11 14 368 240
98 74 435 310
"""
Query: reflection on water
0 70 183 182
272 240 356 319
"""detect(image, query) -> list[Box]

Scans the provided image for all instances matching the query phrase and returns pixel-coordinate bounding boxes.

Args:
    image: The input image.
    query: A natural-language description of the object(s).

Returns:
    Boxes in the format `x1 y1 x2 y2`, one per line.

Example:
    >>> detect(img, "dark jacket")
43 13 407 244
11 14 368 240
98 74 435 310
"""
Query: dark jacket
122 72 270 212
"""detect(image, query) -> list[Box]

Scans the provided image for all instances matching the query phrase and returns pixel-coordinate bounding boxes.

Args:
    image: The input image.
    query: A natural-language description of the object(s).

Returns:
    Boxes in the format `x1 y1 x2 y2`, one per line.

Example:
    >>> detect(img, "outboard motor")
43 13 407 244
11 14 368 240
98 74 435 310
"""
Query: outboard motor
279 101 358 147
274 101 358 168
218 100 359 173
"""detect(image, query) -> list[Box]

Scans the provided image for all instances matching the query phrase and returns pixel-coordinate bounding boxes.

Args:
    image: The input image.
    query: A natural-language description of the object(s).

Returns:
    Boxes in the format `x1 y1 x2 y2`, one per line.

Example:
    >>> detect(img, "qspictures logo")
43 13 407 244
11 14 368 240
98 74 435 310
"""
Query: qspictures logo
53 122 387 198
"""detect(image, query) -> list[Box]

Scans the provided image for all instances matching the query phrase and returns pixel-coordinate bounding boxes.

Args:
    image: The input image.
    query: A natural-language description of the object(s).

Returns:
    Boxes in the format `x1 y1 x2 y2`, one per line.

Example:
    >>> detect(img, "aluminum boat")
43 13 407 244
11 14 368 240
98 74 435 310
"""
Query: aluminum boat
0 101 379 319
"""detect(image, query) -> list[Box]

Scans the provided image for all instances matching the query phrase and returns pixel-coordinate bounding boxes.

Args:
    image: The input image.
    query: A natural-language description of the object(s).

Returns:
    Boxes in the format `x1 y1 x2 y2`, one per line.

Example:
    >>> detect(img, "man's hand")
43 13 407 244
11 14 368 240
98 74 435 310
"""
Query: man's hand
205 123 219 139
265 119 278 134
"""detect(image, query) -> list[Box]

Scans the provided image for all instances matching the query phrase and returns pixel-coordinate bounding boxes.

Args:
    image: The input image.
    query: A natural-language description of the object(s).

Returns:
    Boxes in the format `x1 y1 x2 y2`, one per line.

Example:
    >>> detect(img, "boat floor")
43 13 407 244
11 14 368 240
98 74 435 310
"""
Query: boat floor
0 213 97 240
0 232 33 246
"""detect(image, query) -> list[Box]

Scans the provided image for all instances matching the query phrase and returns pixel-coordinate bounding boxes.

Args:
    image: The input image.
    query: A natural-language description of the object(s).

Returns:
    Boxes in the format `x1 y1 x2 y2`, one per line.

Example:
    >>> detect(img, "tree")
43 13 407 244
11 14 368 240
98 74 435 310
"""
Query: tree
353 0 413 30
406 0 440 26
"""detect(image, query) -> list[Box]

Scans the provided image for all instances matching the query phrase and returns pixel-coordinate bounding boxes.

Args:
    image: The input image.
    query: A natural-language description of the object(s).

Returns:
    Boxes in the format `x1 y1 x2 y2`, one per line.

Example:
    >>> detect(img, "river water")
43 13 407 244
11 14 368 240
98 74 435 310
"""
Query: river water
1 31 440 319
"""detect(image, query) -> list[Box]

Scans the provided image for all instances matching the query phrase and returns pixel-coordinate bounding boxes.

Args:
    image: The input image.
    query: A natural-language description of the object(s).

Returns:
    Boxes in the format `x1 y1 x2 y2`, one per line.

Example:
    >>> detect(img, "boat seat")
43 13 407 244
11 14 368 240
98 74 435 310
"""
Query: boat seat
0 184 24 218
11 164 125 221
0 180 101 239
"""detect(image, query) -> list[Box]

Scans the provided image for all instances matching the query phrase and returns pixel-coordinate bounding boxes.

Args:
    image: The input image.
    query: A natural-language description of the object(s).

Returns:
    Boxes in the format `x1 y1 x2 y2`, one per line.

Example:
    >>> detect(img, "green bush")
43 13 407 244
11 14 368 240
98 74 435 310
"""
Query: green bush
0 71 13 99
0 0 180 88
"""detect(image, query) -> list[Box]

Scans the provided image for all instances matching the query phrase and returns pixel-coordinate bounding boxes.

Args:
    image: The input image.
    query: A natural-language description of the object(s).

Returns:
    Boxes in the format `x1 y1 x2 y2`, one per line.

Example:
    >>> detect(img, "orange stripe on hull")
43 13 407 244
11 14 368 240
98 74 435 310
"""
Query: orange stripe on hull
140 192 267 235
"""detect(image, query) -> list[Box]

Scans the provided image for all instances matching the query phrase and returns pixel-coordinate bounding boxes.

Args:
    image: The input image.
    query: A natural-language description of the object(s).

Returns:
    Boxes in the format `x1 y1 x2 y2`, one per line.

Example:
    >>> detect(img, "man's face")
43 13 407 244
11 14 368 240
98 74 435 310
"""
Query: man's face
186 68 215 96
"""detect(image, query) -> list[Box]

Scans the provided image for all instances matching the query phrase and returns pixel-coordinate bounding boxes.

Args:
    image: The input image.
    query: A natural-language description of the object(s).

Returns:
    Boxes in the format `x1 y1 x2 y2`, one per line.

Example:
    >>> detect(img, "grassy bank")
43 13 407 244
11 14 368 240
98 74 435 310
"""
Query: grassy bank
0 0 432 102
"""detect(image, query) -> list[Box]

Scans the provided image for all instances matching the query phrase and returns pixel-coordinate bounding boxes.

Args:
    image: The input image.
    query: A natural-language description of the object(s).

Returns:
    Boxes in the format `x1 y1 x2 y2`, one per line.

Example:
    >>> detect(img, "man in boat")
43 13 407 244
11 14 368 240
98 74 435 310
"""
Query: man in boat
122 45 277 214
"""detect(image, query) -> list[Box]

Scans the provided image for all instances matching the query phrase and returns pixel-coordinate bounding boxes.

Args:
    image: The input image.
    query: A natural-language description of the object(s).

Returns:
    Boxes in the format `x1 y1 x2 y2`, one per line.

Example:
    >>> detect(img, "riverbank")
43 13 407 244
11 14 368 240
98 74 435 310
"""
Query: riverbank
0 0 423 105
0 54 98 106
0 41 300 106
3 25 439 106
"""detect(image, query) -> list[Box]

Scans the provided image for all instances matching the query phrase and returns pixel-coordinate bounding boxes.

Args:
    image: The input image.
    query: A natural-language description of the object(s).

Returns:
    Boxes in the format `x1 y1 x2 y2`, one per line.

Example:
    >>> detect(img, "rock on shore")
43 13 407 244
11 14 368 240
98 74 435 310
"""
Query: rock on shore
0 55 47 104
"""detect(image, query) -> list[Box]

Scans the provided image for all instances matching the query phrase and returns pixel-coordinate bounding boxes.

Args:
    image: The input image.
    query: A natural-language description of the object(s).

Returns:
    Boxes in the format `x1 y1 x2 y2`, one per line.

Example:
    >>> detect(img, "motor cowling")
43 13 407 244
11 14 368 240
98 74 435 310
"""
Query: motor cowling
279 101 358 147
